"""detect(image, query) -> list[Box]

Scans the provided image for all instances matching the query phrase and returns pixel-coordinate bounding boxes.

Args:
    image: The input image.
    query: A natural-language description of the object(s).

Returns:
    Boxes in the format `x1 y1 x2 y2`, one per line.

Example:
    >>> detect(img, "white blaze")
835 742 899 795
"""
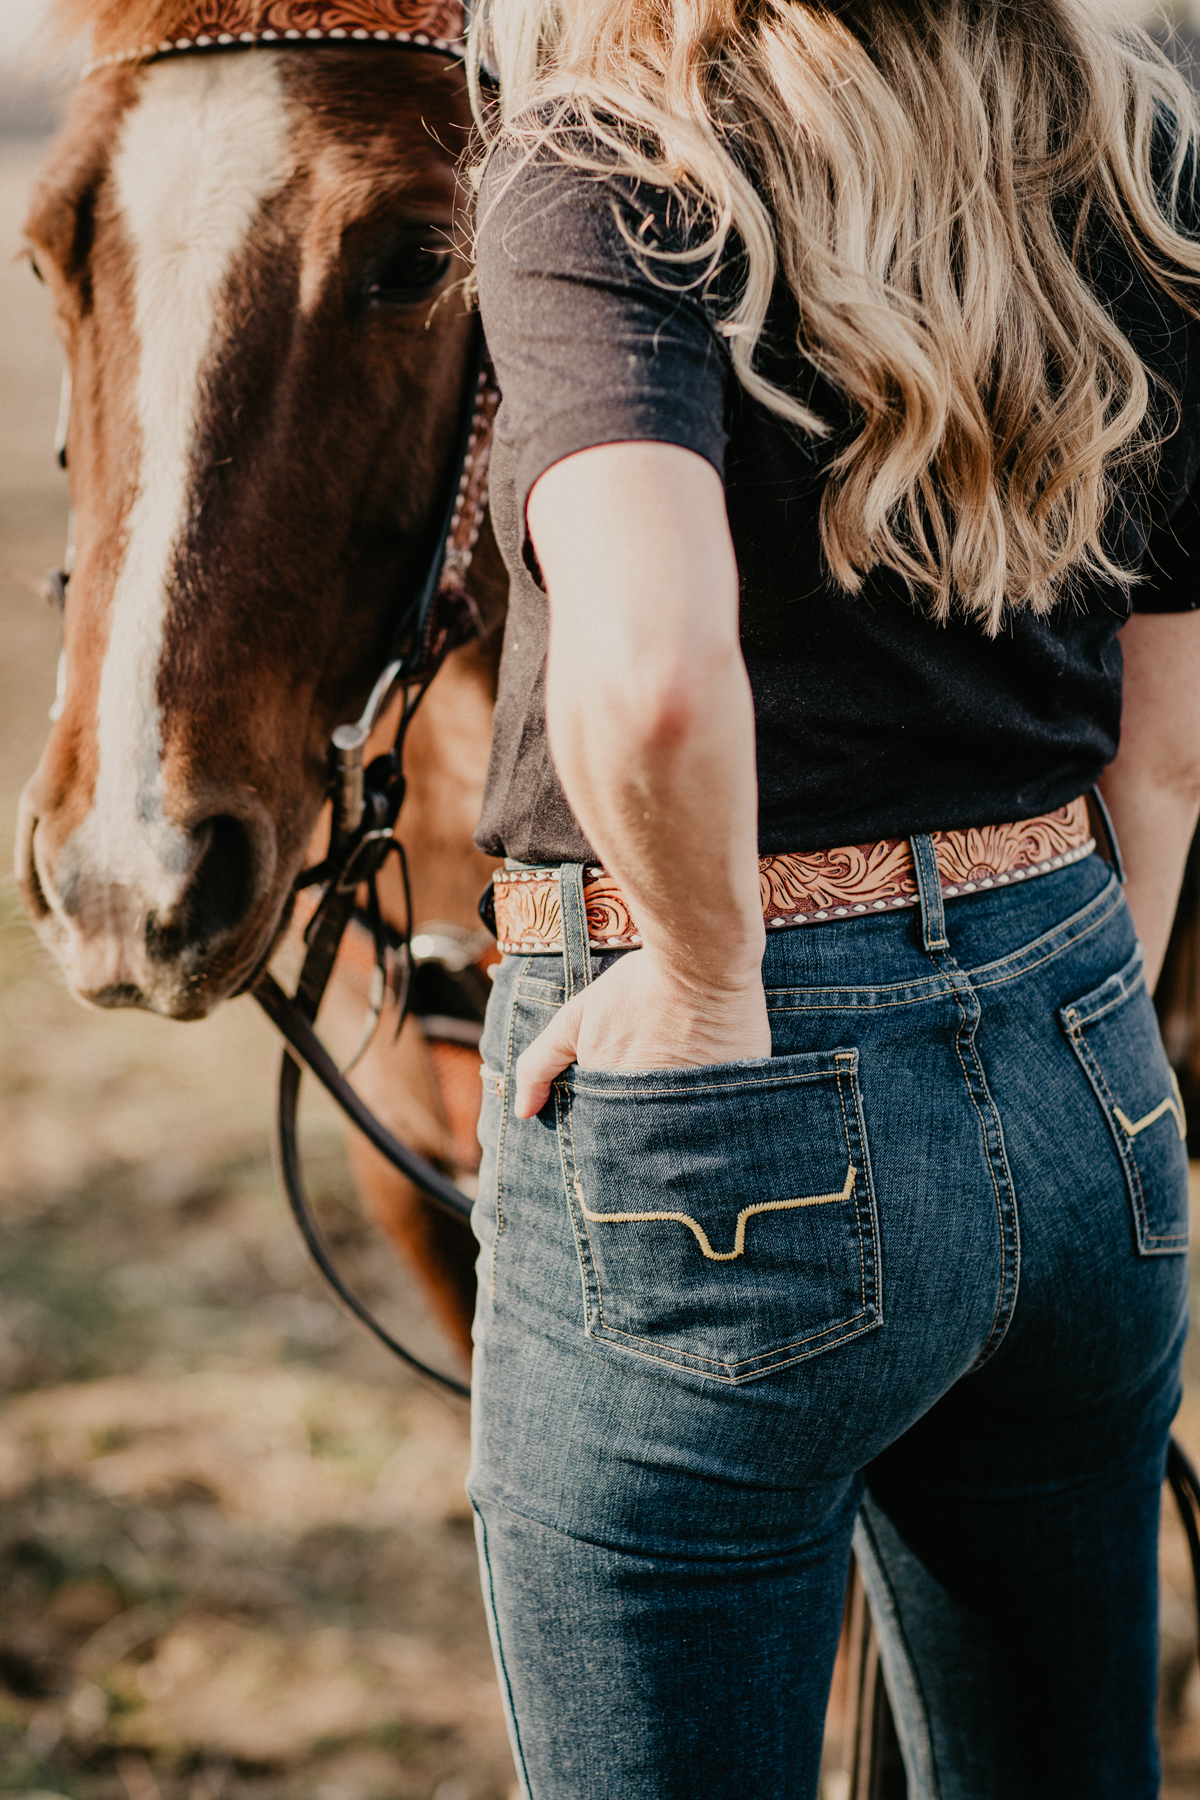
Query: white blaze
68 53 291 916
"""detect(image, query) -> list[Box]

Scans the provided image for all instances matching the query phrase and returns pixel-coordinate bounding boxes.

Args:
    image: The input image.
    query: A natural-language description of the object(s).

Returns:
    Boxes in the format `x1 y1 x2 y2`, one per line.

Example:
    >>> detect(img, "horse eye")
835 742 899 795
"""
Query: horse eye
368 240 451 307
28 252 44 283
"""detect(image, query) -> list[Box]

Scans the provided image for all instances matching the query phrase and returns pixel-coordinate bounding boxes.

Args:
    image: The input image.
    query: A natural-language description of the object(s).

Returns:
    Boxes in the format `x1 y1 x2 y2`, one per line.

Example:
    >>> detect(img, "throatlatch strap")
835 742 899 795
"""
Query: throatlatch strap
910 835 949 953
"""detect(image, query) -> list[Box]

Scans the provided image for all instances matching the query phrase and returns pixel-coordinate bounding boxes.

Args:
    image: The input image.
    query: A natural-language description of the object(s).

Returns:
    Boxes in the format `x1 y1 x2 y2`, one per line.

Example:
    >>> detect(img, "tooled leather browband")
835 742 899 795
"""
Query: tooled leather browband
492 798 1096 954
82 0 466 78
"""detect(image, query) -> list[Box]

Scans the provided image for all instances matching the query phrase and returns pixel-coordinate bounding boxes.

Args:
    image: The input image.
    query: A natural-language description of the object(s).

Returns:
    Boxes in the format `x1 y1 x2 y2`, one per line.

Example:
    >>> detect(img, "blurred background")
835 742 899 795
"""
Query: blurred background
2 4 1200 1799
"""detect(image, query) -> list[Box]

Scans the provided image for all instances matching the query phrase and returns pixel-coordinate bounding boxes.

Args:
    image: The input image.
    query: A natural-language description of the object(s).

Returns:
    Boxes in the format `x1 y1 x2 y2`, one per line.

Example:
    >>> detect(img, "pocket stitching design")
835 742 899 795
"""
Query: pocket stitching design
1069 1019 1152 1242
1062 967 1189 1254
575 1163 857 1263
558 1049 880 1379
1072 1008 1158 1245
1113 1072 1187 1143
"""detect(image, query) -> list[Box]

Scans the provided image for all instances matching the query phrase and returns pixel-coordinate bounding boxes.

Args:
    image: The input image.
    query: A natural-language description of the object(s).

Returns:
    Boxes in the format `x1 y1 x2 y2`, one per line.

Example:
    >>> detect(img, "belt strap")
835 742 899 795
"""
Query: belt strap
492 798 1094 955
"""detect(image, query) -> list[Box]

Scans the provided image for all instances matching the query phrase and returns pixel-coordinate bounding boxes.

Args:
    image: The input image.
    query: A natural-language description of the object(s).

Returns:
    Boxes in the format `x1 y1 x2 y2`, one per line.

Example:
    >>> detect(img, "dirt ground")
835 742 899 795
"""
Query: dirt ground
3 106 1200 1800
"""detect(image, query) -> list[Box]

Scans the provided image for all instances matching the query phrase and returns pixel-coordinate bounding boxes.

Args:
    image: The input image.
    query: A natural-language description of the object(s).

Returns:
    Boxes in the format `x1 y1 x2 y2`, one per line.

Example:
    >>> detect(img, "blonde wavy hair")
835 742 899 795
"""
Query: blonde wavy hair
470 0 1200 630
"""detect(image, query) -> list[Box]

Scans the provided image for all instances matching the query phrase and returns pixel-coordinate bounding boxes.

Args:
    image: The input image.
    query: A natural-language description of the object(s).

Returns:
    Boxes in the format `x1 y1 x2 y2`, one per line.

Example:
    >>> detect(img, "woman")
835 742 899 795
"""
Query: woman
464 1 1200 1793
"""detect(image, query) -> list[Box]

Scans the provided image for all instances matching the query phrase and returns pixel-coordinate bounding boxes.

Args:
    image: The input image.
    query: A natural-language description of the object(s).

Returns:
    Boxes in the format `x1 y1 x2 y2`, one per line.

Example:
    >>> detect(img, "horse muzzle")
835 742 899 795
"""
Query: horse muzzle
15 783 283 1019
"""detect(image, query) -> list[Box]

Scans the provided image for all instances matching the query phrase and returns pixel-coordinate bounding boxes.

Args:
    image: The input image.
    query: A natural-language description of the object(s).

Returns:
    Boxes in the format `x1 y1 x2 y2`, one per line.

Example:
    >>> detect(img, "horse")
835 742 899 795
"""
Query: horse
13 0 507 1368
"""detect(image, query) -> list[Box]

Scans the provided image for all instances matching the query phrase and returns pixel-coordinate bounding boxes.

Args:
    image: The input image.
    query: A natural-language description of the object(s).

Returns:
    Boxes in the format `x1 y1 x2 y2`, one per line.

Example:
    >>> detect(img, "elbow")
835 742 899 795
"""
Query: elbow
547 631 743 771
634 681 707 755
619 641 738 756
1148 756 1200 809
1101 753 1200 816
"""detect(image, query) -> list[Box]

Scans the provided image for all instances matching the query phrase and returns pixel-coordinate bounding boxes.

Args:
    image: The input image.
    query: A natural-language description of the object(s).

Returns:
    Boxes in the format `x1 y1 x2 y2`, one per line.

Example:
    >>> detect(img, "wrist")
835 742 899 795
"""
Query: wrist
638 931 765 1000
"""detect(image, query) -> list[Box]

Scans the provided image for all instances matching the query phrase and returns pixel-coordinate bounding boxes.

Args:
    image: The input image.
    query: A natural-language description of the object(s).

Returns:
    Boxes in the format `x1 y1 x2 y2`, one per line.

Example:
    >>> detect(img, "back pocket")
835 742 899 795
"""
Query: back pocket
1060 946 1189 1256
555 1048 880 1383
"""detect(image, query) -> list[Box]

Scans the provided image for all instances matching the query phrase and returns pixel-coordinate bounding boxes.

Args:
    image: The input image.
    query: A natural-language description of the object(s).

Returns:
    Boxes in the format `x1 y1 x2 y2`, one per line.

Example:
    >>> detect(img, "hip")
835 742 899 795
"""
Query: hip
471 853 1189 1495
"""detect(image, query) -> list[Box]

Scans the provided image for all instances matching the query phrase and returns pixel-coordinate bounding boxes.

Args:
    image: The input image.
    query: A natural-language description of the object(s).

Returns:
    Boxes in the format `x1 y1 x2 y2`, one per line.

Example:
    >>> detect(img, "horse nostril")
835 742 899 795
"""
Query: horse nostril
20 815 52 921
146 814 257 961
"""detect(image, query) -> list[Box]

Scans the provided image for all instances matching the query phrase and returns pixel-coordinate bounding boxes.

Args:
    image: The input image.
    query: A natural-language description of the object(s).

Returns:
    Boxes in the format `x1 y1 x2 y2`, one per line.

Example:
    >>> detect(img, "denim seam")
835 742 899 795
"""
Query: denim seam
770 991 952 1013
573 1311 878 1380
967 895 1125 993
765 885 1123 1010
518 885 1124 1014
558 1078 598 1334
1062 998 1189 1254
846 1047 885 1329
1064 963 1146 1029
964 878 1119 980
834 1051 874 1328
559 1066 880 1379
952 978 1010 1368
474 1506 534 1799
1070 1025 1155 1247
853 1506 942 1800
491 959 531 1298
767 897 1121 1014
934 954 1020 1371
569 1069 843 1098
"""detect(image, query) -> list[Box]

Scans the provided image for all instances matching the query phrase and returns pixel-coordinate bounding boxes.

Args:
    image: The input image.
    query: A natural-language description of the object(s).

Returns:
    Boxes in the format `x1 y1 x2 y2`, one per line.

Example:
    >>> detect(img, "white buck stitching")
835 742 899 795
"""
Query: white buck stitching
575 1164 857 1263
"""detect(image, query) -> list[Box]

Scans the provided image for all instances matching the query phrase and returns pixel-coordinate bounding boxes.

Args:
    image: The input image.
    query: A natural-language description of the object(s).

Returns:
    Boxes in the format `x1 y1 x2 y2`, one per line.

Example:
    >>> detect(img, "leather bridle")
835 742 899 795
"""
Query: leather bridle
255 345 497 1401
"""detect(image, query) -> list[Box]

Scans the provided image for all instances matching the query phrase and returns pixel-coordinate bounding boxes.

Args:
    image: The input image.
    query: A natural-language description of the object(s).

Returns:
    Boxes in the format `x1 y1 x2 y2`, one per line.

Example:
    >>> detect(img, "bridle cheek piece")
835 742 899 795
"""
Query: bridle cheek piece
256 353 497 1404
79 8 495 1398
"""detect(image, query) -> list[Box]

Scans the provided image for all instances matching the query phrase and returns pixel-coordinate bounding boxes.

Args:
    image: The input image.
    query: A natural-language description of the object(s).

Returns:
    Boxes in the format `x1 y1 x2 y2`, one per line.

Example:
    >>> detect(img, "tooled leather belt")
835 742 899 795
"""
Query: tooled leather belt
492 797 1096 955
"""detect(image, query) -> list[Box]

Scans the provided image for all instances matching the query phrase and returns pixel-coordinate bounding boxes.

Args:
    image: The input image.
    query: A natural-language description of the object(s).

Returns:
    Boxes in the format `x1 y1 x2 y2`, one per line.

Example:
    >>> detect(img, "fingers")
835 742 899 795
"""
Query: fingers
514 993 584 1119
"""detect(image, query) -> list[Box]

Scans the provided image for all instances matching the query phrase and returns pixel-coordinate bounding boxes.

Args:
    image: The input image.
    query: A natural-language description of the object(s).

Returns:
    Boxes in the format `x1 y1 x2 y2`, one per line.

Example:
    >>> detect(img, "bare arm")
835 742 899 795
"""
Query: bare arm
513 442 769 1118
1098 610 1200 992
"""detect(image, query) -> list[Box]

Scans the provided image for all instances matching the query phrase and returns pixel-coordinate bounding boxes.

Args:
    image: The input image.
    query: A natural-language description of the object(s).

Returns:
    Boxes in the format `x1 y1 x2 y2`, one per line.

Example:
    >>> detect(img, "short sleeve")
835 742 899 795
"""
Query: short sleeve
475 144 731 565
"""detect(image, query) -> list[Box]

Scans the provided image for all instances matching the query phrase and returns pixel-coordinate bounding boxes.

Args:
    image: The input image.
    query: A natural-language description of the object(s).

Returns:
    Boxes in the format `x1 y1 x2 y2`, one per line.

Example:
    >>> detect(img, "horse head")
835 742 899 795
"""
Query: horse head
16 14 500 1019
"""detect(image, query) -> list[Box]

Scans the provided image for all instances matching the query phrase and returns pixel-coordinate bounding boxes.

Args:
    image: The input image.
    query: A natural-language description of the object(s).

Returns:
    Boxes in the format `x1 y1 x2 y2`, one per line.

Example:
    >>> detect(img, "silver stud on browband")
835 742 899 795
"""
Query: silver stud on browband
81 25 463 78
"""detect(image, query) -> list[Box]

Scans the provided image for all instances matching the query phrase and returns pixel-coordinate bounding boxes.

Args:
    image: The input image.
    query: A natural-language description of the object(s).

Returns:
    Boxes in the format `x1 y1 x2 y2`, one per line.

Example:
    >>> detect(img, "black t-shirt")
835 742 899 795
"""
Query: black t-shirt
473 139 1200 863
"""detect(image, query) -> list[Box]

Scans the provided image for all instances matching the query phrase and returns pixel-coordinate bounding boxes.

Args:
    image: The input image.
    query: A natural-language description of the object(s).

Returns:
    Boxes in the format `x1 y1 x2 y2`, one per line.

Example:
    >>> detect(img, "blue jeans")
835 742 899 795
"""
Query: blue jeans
468 843 1190 1800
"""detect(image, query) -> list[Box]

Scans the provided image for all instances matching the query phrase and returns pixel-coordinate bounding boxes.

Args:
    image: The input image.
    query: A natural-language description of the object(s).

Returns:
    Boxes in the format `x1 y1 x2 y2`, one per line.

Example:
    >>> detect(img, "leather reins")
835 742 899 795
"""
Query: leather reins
253 343 499 1401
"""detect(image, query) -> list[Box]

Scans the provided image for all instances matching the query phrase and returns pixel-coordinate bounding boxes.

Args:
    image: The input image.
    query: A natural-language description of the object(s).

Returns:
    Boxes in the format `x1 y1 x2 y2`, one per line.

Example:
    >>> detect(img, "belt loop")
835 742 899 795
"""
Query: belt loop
910 835 949 953
559 864 593 997
1088 785 1126 885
